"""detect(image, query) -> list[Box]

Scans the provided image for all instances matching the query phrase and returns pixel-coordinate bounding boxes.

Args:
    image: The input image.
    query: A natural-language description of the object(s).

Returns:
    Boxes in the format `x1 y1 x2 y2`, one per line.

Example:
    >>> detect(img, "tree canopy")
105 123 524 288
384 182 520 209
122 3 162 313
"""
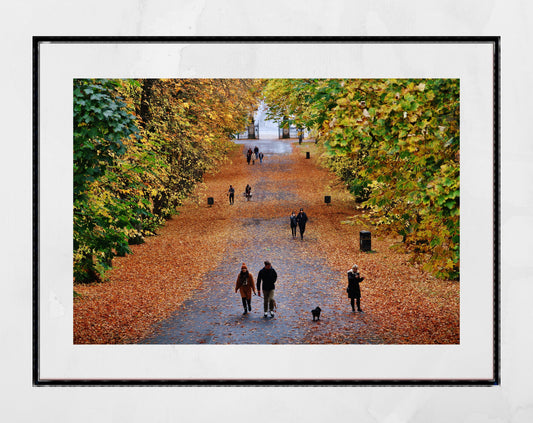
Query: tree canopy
263 79 460 279
73 78 264 283
73 77 459 283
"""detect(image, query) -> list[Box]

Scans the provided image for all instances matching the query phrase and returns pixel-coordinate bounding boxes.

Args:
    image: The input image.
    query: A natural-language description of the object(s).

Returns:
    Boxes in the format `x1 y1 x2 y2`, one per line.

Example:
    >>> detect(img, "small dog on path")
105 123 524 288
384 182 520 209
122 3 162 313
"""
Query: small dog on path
311 306 322 321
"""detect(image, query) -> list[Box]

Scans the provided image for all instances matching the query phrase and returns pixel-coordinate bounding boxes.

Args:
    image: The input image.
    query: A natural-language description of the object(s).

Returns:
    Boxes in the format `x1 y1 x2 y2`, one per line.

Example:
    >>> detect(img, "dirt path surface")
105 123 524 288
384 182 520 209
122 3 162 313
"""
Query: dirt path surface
141 140 383 344
74 138 459 345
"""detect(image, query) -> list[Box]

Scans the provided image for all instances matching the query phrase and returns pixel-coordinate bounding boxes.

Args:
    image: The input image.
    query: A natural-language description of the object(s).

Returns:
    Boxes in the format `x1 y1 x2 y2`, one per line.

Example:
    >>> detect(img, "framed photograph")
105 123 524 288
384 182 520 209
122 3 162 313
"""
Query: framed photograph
34 36 499 385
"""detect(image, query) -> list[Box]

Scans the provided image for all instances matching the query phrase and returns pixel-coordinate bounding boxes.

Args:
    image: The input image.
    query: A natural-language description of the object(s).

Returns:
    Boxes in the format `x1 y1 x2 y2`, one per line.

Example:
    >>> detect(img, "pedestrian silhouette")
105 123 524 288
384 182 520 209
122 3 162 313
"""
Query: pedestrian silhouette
296 208 308 240
290 210 298 238
228 185 235 204
347 264 365 312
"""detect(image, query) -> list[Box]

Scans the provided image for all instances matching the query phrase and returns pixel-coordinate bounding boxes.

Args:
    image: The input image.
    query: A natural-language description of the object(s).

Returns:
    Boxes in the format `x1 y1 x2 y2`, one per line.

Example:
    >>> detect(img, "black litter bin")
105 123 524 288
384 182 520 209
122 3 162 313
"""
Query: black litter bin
360 230 371 252
207 197 214 206
324 195 331 204
306 152 310 159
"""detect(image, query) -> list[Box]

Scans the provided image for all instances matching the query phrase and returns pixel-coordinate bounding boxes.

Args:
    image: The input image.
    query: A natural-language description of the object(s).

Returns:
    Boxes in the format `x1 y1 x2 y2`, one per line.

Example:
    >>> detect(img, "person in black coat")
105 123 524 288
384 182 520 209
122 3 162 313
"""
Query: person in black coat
347 264 365 312
296 208 308 240
289 210 298 239
228 185 235 204
257 260 278 318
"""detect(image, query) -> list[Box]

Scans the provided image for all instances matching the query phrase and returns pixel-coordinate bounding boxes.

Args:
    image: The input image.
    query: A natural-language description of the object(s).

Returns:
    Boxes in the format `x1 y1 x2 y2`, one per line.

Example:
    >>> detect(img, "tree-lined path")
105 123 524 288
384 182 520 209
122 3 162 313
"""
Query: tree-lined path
75 137 459 345
141 138 382 344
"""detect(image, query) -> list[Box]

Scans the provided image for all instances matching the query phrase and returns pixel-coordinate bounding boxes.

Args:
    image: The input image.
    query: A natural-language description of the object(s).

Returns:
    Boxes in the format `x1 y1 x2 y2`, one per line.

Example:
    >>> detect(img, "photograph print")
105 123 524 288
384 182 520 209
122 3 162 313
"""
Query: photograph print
35 39 497 383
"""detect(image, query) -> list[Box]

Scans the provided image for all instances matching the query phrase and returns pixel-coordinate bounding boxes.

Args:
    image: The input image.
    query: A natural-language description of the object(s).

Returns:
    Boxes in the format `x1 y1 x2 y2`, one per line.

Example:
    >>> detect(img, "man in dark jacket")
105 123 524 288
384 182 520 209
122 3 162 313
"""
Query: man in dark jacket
257 260 278 318
296 208 308 240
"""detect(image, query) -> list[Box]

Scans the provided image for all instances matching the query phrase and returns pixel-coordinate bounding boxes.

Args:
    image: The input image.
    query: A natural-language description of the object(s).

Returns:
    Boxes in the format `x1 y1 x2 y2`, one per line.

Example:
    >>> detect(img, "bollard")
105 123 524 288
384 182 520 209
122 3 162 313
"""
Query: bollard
324 195 331 204
207 197 214 206
360 230 371 252
306 152 310 159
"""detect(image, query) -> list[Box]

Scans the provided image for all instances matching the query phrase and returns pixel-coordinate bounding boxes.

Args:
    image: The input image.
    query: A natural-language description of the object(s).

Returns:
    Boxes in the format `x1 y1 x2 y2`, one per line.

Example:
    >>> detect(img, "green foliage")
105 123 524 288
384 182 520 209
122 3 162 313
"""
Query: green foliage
74 78 264 283
74 79 146 283
264 79 460 279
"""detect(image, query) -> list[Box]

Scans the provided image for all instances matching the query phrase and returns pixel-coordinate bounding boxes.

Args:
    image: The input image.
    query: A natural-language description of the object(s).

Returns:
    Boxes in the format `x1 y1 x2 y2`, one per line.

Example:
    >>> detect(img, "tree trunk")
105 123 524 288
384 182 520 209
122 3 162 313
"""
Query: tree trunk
139 79 155 128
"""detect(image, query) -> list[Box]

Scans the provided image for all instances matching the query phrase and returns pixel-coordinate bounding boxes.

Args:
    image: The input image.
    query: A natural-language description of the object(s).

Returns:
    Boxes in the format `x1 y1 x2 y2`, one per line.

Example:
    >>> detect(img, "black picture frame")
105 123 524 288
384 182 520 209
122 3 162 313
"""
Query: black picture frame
33 36 500 387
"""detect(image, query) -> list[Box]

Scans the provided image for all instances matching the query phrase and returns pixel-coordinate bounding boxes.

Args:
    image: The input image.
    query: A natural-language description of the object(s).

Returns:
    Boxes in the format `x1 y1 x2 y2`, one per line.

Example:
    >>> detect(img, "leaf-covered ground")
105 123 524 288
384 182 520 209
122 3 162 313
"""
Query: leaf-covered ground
74 139 459 344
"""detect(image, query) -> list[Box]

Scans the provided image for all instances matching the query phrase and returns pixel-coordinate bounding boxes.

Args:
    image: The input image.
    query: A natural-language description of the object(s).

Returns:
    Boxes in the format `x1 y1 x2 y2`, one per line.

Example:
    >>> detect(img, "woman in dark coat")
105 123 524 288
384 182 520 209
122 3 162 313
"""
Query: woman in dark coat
235 263 256 314
289 210 298 238
347 264 365 312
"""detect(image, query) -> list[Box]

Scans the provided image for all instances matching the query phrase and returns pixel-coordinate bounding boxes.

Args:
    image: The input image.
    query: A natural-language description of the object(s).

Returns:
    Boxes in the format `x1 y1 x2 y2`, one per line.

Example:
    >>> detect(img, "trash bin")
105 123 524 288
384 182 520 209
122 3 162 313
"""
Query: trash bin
306 152 310 159
360 230 371 252
324 195 331 204
207 197 214 206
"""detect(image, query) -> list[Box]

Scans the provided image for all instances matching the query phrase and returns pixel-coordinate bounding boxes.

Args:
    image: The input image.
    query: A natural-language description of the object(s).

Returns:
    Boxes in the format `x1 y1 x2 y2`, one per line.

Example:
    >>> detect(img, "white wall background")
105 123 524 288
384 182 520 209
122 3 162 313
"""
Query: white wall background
1 0 531 422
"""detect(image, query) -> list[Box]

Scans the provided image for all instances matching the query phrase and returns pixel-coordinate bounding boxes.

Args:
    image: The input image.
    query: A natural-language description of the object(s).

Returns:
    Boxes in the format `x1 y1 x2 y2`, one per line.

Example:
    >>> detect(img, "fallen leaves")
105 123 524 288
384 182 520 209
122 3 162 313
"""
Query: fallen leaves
74 141 459 344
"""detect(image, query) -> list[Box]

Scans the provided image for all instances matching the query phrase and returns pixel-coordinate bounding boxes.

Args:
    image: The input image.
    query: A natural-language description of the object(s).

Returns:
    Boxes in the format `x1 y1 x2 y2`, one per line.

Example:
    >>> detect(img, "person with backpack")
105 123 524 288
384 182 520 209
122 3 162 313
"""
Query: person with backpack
245 184 252 201
235 263 256 315
289 210 298 239
257 260 278 318
347 264 365 312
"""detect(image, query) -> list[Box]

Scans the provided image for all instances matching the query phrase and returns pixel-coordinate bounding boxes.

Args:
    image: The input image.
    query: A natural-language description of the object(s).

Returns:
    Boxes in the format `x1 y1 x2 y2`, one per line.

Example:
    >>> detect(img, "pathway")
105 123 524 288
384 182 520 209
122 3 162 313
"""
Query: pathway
140 139 382 344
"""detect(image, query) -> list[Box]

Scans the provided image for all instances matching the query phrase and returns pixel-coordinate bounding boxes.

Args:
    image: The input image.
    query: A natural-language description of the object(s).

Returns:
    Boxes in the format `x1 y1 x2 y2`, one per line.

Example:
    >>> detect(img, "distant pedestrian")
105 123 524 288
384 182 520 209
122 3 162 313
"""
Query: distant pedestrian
289 210 298 238
246 148 252 165
228 185 235 204
298 131 303 145
259 152 264 163
254 146 259 159
257 260 278 318
347 264 365 312
296 208 308 240
235 263 256 315
245 184 252 201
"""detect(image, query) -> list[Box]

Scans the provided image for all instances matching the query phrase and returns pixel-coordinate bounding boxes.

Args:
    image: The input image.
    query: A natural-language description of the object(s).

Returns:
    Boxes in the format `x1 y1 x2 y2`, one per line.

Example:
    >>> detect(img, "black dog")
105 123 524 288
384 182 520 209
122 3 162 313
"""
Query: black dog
311 307 322 321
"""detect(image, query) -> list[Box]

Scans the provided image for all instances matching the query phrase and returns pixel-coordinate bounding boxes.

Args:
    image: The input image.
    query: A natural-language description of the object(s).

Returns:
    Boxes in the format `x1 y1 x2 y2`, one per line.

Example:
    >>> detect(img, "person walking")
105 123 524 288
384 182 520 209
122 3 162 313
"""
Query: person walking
347 264 365 312
296 208 308 240
257 260 277 318
228 185 235 205
235 263 256 315
246 148 253 165
254 146 259 159
289 210 298 239
298 130 303 145
245 184 252 201
258 151 264 163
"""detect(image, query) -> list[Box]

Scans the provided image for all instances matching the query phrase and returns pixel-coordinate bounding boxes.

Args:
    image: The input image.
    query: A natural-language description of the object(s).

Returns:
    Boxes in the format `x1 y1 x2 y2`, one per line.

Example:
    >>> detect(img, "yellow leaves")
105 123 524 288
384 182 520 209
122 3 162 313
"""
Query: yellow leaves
336 97 350 107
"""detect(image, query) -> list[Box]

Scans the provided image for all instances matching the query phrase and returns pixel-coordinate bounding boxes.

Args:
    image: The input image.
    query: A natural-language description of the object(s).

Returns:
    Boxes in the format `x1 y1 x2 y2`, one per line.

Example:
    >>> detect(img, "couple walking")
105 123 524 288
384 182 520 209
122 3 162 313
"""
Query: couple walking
289 208 308 239
227 184 251 204
235 261 278 318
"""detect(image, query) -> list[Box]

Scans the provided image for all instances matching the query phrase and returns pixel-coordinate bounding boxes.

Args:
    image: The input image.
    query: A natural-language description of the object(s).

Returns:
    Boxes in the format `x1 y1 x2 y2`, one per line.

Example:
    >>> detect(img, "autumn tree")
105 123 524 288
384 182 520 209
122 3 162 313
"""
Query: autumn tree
74 78 264 284
73 79 148 282
263 79 460 279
